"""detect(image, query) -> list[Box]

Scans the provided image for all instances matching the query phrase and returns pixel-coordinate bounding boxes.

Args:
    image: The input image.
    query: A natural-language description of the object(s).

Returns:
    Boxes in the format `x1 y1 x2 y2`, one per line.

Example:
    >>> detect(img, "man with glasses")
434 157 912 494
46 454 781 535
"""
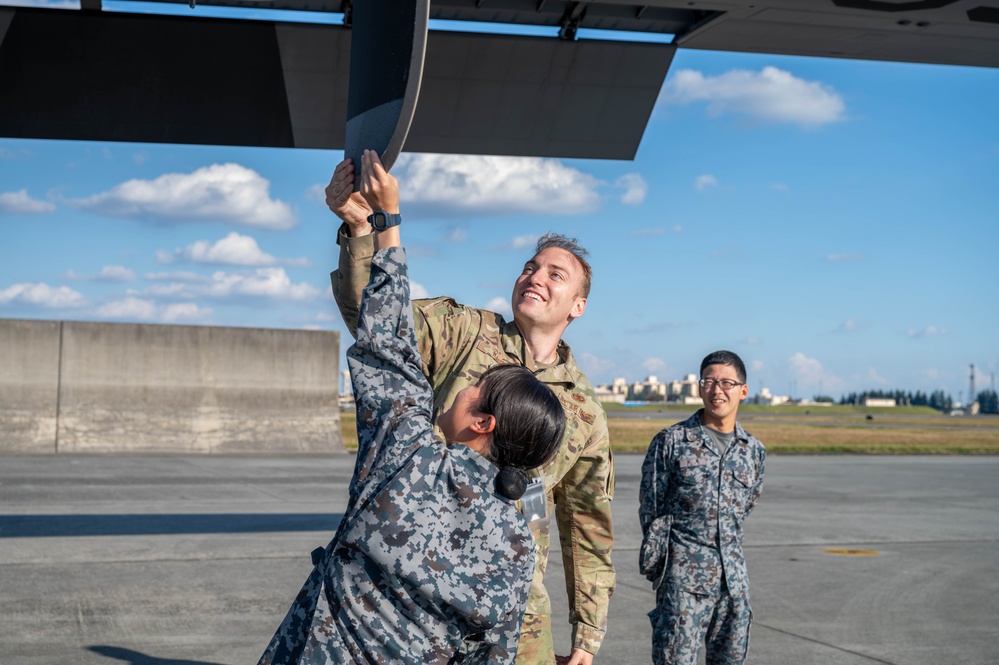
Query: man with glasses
638 350 766 665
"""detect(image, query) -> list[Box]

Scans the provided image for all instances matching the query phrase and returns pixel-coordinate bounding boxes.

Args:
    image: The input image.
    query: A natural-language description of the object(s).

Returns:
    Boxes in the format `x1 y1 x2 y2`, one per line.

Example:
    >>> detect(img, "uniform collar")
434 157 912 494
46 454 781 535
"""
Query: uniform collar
685 409 749 457
499 319 579 388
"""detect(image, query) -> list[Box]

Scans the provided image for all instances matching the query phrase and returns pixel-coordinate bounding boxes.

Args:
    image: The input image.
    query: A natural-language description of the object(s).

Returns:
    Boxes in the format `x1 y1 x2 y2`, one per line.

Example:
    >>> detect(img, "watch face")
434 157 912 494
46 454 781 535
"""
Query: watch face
369 211 399 230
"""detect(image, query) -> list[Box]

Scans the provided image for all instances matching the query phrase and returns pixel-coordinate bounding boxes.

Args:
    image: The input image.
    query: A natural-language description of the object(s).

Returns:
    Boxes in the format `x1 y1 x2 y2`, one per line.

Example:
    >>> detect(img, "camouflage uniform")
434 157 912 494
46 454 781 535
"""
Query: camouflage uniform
638 410 765 665
331 229 615 661
259 246 535 664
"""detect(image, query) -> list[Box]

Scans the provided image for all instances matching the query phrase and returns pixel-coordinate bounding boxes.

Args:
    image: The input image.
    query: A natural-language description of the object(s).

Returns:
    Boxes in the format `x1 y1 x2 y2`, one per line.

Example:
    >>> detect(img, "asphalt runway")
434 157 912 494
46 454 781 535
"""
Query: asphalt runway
2 454 997 665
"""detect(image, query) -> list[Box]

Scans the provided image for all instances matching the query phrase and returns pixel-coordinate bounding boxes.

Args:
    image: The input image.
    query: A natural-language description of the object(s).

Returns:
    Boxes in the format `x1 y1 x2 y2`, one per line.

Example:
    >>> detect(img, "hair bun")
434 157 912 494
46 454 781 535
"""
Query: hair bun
496 466 529 500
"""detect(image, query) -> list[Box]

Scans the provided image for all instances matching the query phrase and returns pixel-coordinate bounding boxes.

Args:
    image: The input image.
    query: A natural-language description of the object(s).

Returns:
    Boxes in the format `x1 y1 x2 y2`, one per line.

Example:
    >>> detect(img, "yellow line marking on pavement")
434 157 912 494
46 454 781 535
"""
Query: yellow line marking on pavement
823 548 880 556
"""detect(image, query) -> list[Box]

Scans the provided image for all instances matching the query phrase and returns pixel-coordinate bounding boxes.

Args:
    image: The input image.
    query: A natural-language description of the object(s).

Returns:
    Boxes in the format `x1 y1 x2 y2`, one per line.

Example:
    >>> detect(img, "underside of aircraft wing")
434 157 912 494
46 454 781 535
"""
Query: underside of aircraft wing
0 7 673 158
0 0 996 157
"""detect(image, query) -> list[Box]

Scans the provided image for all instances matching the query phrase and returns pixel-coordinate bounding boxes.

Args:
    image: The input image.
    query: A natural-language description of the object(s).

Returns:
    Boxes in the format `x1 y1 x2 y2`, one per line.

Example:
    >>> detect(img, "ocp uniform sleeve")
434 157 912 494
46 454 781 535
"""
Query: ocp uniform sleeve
330 223 375 340
553 408 615 654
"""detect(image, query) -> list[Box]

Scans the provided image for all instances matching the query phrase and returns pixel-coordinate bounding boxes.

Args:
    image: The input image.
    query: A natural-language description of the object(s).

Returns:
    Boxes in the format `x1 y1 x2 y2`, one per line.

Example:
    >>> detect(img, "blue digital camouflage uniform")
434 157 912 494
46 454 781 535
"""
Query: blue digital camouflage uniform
258 246 535 665
331 228 615 662
638 410 766 665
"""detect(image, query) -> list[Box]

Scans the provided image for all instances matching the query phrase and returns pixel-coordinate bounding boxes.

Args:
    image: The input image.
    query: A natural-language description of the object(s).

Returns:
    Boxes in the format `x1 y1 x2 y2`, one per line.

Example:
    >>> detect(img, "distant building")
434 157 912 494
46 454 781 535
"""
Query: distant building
595 377 629 404
630 375 668 402
751 387 790 406
863 397 897 407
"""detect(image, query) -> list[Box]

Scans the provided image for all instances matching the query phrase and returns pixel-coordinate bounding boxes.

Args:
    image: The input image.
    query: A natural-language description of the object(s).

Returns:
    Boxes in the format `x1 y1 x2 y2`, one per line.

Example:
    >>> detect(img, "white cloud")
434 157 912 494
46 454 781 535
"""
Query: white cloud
579 352 617 378
695 174 718 192
662 66 846 128
750 359 765 373
178 232 275 266
65 265 135 282
393 154 601 217
510 234 539 250
141 267 321 302
616 173 648 205
486 296 513 318
98 265 135 282
159 233 310 267
95 297 158 320
95 297 212 323
0 282 86 308
161 303 213 323
771 183 790 193
145 270 202 282
827 252 865 262
788 351 845 393
629 228 665 237
305 183 327 205
642 357 667 373
672 224 683 234
836 318 858 333
865 367 889 385
0 189 56 214
410 281 429 300
444 226 467 243
70 163 296 230
907 325 947 338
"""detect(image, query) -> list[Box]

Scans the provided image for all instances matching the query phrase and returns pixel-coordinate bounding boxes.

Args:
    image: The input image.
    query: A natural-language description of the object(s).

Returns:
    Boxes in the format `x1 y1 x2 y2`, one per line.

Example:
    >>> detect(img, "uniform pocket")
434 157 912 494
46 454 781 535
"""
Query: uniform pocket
639 514 672 588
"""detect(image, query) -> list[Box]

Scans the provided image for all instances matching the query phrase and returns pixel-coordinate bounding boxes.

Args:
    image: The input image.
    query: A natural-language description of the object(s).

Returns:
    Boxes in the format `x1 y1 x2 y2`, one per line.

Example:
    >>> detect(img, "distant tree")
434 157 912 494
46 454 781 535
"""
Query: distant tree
813 395 834 403
976 390 999 414
928 390 954 412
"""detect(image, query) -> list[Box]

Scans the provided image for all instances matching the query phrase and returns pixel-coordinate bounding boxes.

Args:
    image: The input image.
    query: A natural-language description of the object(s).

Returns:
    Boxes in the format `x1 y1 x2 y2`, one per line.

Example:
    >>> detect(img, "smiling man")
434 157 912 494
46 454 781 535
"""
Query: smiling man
638 350 766 665
324 159 615 665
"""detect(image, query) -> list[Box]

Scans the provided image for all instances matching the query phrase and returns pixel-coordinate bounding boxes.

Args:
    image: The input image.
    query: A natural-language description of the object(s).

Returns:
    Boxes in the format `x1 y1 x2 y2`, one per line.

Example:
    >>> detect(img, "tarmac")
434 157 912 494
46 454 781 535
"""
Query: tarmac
2 453 998 665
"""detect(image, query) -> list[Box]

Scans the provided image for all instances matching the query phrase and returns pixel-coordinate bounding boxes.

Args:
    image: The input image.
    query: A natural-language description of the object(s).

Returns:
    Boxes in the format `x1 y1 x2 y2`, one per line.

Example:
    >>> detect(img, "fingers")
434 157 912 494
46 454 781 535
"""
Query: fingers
325 159 355 211
358 149 400 213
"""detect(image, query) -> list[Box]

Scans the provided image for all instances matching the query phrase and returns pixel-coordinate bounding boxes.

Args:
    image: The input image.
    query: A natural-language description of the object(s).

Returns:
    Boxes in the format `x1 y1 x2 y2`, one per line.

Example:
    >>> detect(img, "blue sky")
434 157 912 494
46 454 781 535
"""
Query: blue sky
2 6 998 402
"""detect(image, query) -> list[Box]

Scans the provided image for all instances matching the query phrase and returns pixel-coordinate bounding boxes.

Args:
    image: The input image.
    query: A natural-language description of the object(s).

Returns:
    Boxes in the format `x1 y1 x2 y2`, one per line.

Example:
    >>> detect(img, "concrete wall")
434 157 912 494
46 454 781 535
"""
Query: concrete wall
0 319 61 453
0 318 343 454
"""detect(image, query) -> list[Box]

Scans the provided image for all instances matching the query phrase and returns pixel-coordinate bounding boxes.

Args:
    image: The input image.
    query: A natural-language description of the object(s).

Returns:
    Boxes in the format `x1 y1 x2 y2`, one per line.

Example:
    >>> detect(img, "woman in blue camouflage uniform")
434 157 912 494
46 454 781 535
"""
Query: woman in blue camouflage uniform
258 150 566 665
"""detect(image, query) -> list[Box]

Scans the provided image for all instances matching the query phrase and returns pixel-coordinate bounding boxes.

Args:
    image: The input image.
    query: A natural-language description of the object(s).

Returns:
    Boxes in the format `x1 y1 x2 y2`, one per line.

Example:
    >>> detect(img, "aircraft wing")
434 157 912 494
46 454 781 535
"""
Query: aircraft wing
0 0 995 159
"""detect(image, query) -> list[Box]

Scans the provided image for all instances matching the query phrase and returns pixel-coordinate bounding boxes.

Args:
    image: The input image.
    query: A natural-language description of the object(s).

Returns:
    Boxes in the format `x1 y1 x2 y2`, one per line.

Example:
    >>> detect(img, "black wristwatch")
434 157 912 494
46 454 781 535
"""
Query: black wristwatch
368 210 402 231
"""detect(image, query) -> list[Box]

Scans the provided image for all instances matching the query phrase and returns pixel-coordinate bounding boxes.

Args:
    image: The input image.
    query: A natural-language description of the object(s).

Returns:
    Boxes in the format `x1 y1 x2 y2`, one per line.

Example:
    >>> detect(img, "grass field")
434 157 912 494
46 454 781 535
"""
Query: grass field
340 405 999 454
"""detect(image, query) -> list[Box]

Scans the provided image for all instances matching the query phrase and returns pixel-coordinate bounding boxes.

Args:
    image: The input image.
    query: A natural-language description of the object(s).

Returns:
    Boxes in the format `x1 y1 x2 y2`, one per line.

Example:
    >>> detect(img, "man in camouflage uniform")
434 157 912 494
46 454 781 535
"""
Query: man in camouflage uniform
324 159 615 665
638 350 765 665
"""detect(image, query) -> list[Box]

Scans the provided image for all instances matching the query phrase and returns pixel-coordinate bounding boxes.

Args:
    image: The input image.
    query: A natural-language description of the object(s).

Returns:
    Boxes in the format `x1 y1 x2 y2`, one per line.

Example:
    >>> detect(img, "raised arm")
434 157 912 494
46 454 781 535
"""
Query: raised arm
327 157 376 338
345 151 429 493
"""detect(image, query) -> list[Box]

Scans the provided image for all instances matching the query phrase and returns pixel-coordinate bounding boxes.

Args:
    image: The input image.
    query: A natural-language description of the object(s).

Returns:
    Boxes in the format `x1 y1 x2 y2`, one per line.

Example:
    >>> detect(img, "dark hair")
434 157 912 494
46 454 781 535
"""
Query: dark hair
476 364 566 499
700 350 747 383
535 232 592 299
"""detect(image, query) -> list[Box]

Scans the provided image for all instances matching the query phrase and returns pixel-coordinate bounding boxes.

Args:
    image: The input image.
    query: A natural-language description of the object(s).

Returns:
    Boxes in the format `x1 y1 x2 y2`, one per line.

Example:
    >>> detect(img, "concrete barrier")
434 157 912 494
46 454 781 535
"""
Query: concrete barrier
0 319 61 453
0 318 343 454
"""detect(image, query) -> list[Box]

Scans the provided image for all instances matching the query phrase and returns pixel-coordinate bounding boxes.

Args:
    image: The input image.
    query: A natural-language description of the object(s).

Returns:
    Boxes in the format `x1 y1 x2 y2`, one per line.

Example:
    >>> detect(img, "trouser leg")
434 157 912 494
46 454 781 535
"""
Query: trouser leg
650 584 716 665
704 585 751 665
516 613 556 665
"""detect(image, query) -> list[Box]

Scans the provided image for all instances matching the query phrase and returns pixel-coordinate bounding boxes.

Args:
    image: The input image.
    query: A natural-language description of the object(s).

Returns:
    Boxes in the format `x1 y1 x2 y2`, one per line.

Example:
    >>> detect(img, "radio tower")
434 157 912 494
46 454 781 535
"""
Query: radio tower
969 364 976 406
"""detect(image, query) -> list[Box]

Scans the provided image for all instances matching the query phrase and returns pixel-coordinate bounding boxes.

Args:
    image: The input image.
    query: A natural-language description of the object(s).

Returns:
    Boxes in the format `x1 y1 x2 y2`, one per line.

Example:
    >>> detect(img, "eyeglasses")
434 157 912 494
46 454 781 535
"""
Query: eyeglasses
699 379 744 391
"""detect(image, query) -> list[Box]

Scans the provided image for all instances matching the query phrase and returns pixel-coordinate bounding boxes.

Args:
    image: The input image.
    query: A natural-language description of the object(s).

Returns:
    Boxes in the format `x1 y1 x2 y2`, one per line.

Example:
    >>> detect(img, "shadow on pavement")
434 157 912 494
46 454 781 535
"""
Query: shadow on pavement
0 513 343 538
88 645 229 665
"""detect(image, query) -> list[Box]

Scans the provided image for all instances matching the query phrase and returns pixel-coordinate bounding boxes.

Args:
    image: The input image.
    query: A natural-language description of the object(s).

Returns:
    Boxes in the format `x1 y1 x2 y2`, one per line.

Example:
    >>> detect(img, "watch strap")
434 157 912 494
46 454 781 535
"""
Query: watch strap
368 210 402 231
